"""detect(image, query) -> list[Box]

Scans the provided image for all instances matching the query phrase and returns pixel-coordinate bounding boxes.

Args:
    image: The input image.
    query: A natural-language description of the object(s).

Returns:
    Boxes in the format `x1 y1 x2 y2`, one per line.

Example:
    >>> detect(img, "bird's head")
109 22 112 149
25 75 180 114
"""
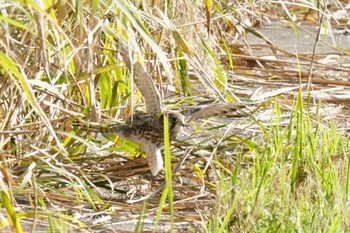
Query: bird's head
165 111 185 139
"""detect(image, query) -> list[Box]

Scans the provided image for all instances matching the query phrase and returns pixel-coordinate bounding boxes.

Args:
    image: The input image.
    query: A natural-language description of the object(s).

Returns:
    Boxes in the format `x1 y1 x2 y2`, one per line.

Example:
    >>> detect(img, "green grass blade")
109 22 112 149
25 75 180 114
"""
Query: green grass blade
0 177 23 233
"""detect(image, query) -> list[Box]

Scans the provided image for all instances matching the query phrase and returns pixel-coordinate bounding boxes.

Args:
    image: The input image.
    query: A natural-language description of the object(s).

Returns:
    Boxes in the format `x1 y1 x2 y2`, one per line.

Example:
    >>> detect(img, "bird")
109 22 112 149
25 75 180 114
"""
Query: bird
92 43 260 176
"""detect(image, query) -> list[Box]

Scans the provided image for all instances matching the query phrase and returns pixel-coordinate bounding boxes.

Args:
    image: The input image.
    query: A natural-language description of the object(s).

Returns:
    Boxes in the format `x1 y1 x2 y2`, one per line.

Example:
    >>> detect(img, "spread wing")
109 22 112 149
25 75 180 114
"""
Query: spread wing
119 43 162 115
184 101 261 123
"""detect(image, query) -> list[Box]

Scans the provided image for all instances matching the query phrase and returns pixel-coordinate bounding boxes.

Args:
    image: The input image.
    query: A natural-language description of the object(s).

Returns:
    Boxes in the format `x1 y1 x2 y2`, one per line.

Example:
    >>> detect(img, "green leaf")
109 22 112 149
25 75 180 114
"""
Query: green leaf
0 15 34 34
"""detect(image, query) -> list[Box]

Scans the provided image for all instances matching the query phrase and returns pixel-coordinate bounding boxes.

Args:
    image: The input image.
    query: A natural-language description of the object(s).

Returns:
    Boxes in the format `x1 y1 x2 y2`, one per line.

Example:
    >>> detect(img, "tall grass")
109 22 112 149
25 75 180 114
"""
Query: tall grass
0 0 348 232
203 95 350 232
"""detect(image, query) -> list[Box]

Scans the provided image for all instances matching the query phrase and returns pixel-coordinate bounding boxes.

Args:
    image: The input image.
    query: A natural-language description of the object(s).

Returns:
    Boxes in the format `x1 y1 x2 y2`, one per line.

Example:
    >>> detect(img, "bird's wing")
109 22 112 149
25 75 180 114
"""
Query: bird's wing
143 143 163 176
184 101 261 123
119 43 162 115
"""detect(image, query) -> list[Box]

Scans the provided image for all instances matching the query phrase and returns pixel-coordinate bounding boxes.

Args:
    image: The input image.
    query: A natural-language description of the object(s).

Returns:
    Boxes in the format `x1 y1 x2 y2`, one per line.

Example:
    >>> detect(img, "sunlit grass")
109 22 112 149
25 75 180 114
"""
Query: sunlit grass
0 0 349 232
203 95 350 232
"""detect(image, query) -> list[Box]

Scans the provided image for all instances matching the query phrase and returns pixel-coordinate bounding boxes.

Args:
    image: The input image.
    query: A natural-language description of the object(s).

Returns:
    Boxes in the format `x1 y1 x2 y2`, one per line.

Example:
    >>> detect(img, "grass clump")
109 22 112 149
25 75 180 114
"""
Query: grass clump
203 95 350 232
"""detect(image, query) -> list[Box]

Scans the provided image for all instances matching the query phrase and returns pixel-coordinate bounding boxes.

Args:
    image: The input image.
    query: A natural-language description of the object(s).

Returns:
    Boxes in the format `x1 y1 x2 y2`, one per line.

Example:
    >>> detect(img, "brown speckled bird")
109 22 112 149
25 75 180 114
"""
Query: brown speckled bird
94 44 259 176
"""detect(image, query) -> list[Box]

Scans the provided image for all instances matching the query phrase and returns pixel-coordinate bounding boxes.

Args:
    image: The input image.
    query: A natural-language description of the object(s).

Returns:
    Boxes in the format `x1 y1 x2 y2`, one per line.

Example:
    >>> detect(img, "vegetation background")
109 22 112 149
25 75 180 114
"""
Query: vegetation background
0 0 350 232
